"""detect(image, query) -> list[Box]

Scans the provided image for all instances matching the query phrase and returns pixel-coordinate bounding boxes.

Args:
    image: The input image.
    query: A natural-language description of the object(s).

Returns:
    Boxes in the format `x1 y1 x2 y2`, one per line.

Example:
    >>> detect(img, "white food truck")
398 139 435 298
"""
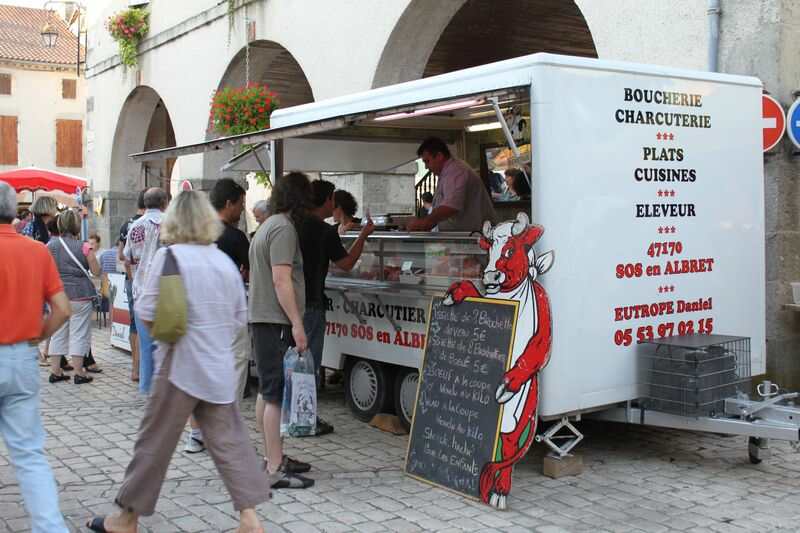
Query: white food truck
134 53 800 463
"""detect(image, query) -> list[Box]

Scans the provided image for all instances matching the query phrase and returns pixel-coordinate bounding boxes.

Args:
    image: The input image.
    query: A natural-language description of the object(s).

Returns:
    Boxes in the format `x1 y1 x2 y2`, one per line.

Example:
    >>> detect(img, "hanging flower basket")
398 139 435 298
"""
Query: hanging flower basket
209 83 280 188
208 83 279 137
106 7 149 68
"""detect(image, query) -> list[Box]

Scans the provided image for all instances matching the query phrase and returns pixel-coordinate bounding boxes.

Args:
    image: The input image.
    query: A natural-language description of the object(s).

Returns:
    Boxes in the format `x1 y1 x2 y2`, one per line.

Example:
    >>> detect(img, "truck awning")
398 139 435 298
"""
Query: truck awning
127 86 525 164
128 117 348 162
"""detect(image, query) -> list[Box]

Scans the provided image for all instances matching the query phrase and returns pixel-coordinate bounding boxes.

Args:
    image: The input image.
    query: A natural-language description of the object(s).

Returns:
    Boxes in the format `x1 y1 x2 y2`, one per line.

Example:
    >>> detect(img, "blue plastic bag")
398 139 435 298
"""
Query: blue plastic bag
280 347 317 437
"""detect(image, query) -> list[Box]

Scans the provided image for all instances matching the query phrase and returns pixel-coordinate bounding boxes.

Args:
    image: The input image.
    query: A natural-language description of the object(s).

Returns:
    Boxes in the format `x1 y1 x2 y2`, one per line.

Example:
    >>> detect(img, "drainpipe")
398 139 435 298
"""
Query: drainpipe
707 0 721 72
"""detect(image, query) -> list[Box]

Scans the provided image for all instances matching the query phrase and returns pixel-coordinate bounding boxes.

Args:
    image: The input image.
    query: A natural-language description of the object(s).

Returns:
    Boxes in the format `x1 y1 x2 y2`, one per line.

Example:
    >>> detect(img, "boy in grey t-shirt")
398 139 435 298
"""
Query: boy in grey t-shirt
249 172 314 489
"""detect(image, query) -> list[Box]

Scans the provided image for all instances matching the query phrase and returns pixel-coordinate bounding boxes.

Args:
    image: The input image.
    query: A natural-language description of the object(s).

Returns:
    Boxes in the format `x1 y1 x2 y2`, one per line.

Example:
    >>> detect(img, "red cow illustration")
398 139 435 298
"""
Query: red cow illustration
444 212 554 509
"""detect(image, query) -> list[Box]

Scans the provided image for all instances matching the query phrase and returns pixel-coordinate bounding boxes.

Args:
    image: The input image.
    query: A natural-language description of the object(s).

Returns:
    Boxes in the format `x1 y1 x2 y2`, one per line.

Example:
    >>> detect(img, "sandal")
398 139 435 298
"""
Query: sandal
284 455 311 474
270 470 314 489
86 516 109 532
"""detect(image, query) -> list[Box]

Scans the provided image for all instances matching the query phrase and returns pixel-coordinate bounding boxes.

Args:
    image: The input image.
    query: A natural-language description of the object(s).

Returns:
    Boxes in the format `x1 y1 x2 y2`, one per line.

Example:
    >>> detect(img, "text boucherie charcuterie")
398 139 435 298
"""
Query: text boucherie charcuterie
615 88 712 128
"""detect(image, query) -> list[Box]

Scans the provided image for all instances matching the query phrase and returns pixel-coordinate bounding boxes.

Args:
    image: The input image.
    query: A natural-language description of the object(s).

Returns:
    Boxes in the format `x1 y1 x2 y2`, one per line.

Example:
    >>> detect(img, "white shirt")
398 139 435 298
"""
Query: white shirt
123 209 163 300
135 244 247 404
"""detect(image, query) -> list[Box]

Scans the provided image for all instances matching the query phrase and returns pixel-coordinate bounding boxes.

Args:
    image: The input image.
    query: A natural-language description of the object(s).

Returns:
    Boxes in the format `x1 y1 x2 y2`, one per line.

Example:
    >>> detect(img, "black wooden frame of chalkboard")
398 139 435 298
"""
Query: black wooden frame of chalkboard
404 296 519 501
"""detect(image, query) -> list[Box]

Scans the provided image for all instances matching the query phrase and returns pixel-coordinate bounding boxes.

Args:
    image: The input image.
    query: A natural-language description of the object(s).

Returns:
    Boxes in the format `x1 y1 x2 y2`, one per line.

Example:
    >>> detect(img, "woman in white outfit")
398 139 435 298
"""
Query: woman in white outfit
85 190 267 533
46 210 100 384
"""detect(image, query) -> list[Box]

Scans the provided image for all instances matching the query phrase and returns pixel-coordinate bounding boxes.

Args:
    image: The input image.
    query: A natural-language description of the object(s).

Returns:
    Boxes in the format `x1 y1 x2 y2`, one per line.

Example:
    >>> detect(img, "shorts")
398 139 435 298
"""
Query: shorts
50 300 93 357
251 323 294 404
125 279 137 335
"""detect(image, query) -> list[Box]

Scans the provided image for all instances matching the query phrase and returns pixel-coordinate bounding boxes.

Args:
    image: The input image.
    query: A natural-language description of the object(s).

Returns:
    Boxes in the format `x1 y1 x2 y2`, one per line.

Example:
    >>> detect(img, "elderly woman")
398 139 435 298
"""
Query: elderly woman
47 210 101 384
332 189 362 235
86 190 267 533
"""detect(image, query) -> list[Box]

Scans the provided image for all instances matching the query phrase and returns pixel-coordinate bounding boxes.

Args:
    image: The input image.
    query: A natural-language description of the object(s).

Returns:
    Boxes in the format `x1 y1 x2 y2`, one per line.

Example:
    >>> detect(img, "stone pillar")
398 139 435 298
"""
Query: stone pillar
718 1 800 389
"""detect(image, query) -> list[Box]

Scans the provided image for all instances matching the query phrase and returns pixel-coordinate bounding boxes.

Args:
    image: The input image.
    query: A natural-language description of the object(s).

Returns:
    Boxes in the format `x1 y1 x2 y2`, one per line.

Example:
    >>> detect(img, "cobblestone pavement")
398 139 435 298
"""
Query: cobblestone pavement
2 327 800 532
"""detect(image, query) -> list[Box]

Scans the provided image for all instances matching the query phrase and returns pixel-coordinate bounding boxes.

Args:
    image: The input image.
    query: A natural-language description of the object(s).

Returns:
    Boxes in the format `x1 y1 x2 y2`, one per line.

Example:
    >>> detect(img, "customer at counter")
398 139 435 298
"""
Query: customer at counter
332 190 361 235
299 180 375 436
494 168 531 202
405 137 497 232
249 172 314 489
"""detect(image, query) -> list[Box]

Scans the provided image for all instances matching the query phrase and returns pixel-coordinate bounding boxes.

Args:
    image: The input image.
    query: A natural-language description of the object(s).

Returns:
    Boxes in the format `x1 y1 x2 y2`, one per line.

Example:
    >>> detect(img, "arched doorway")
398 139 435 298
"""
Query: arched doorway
373 0 597 88
203 40 314 181
109 86 176 193
107 86 175 238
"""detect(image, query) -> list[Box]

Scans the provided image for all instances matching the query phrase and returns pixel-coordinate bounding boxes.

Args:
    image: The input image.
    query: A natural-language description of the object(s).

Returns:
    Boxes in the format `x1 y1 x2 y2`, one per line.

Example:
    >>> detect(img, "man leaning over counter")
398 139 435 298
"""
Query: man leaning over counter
405 137 497 232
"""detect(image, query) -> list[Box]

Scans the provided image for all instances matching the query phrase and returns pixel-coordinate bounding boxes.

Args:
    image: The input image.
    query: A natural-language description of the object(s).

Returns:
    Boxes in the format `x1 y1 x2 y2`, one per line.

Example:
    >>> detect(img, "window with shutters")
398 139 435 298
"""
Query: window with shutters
0 116 18 165
0 74 10 95
56 119 82 167
62 79 77 99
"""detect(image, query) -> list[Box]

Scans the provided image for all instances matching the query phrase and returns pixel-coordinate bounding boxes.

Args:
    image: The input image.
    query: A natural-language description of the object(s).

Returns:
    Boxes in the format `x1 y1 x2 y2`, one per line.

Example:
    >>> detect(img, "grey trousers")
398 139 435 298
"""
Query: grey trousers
115 350 269 516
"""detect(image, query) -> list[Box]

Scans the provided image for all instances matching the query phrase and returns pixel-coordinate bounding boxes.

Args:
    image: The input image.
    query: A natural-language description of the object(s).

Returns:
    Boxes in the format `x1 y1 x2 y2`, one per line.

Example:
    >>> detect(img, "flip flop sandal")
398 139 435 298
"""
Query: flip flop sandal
271 472 315 489
86 516 109 532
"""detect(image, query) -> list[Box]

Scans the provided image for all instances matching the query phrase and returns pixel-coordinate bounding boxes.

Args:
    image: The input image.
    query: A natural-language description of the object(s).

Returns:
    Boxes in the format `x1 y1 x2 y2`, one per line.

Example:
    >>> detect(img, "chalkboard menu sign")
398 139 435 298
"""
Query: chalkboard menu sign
405 297 518 499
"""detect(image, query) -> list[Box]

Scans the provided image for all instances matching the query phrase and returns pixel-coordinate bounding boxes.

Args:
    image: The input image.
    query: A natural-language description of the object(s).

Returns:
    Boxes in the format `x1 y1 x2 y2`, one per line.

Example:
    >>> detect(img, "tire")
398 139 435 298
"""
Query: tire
748 436 763 464
344 358 389 422
394 368 420 432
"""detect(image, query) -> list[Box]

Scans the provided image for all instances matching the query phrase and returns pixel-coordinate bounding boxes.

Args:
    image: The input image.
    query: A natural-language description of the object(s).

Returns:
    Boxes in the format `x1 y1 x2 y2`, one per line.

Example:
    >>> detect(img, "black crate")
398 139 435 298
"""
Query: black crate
639 335 751 417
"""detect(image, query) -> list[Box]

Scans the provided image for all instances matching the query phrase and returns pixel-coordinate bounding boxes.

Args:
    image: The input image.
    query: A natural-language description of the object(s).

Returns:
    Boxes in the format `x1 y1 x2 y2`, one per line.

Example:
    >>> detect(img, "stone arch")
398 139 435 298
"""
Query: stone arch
109 85 176 194
203 40 314 181
107 85 176 239
372 0 597 88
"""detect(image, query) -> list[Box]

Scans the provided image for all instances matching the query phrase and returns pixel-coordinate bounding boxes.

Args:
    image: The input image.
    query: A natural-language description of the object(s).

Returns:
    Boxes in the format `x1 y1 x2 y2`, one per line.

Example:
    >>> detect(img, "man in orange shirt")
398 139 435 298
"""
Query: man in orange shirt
0 181 72 533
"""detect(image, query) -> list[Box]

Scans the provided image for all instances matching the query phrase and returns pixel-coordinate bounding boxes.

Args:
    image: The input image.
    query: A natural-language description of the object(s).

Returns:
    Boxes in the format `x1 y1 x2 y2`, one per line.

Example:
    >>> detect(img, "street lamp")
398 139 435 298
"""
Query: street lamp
40 21 58 47
40 1 86 75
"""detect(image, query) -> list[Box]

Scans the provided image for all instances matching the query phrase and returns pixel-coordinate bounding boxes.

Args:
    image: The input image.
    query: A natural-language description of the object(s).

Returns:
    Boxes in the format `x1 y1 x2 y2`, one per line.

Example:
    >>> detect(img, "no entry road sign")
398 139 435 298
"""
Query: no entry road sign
786 99 800 150
763 94 786 152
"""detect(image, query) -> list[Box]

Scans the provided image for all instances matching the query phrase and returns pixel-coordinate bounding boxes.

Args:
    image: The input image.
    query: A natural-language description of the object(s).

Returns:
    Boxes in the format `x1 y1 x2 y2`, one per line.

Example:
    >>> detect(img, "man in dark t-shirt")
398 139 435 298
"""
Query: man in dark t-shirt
210 179 252 409
299 180 373 436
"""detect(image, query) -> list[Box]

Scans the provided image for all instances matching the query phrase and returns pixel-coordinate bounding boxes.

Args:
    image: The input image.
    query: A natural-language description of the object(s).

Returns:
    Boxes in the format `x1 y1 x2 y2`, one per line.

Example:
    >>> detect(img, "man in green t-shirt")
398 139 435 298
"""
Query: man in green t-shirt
249 172 314 490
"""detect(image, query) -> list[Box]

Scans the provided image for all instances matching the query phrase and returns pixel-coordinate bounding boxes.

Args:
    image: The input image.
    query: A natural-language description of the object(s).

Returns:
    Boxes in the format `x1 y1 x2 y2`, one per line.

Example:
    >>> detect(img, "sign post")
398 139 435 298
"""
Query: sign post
763 94 786 152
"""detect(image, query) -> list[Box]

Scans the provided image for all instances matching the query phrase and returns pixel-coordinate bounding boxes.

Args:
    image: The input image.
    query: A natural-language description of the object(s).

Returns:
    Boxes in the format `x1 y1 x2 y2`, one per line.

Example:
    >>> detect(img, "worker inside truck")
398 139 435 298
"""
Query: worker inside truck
405 136 497 232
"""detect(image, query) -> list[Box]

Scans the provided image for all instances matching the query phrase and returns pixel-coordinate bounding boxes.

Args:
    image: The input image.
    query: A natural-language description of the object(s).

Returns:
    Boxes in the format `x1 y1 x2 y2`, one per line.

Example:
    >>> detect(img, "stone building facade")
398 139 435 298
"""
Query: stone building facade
85 0 800 387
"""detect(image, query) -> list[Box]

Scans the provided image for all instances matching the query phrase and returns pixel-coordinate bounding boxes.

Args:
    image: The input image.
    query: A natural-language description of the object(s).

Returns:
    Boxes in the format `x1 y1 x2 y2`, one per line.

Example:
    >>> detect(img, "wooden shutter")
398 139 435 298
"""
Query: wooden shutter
62 79 77 99
0 74 10 95
56 119 82 167
0 116 18 164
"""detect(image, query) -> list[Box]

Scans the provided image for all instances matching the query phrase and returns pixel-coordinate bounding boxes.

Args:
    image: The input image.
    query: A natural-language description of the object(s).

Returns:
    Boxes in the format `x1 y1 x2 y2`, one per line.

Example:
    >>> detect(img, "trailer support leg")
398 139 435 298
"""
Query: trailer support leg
537 416 584 479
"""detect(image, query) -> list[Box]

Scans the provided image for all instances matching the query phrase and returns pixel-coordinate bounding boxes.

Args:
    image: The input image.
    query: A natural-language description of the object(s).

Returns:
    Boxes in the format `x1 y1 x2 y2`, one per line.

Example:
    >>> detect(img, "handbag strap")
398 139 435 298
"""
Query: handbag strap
162 246 179 276
59 237 94 284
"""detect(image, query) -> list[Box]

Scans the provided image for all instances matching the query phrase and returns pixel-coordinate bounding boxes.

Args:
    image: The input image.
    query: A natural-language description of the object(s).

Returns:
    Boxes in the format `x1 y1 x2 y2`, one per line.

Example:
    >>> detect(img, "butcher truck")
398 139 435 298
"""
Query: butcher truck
134 53 800 467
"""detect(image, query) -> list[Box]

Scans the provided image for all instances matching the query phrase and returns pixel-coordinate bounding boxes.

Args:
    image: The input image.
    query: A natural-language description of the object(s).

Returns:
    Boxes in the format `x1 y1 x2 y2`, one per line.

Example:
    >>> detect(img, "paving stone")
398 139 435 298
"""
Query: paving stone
3 328 800 532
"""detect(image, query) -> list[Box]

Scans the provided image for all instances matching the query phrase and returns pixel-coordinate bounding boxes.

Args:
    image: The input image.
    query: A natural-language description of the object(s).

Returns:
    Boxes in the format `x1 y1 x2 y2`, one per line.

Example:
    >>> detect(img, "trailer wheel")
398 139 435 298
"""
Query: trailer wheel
394 368 419 432
748 436 763 464
344 358 388 422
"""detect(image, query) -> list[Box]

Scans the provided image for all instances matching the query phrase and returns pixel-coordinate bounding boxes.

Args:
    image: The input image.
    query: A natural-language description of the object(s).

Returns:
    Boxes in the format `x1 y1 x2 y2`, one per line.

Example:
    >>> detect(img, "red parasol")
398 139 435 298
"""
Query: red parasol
0 166 86 193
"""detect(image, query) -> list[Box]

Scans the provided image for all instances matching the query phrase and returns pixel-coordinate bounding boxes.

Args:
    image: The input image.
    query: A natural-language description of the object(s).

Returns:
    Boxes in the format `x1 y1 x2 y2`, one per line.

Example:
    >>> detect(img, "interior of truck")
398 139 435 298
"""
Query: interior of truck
224 86 532 221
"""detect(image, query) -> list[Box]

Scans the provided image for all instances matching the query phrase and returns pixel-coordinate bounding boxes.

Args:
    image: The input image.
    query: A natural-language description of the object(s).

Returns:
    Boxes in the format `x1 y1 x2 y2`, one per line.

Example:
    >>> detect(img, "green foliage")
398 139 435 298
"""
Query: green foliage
253 171 272 189
106 8 149 68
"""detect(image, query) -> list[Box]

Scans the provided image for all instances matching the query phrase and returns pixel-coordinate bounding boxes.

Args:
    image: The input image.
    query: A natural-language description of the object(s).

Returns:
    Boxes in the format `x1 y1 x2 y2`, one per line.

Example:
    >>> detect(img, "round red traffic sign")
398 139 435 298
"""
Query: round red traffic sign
763 94 786 152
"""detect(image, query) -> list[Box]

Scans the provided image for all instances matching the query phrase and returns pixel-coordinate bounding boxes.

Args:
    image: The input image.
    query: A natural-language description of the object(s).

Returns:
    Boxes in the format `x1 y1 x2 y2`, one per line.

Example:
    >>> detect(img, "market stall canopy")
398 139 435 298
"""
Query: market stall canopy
0 167 86 193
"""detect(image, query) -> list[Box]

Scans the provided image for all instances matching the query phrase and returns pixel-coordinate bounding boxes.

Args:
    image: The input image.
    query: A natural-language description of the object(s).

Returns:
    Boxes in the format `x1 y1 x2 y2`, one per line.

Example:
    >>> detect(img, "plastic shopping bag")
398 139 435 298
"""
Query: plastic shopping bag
280 347 317 437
